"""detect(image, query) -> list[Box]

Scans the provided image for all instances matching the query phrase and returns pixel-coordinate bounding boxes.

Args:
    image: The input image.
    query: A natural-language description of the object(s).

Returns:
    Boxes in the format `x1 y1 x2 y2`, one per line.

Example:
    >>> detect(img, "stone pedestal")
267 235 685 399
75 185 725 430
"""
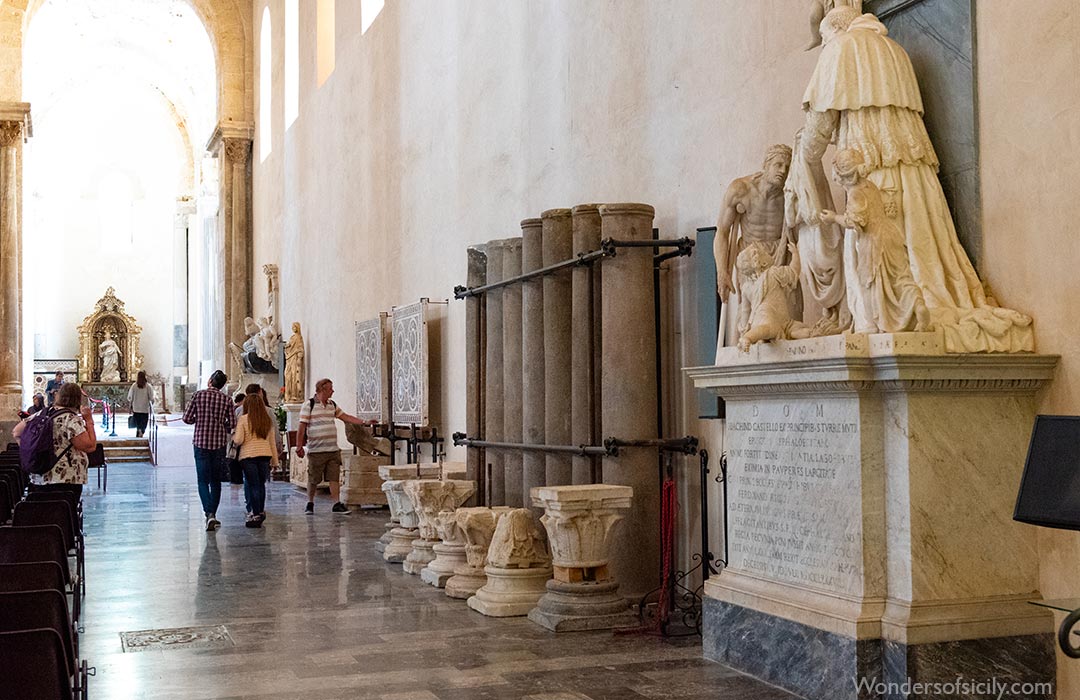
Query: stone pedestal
687 341 1058 700
422 510 468 588
528 484 637 631
340 454 389 507
287 447 308 490
403 479 477 578
469 508 552 617
446 506 510 599
382 479 421 563
377 464 440 554
283 403 303 431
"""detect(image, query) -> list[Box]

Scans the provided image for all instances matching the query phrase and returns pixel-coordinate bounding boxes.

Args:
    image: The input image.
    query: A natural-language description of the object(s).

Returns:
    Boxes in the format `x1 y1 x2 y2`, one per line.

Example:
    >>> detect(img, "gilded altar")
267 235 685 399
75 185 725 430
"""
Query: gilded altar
77 287 144 384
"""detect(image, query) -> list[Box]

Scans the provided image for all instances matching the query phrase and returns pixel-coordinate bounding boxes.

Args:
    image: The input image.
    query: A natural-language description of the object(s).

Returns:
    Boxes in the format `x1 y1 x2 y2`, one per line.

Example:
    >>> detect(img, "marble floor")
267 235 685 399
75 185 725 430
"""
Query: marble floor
78 438 794 699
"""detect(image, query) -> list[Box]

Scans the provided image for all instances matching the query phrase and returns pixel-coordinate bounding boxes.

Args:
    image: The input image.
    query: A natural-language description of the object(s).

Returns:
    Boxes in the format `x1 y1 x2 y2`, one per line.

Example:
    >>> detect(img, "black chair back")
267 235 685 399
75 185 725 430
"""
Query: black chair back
0 562 66 595
13 501 76 553
0 589 76 673
0 474 18 511
0 488 10 525
0 525 70 583
0 627 74 700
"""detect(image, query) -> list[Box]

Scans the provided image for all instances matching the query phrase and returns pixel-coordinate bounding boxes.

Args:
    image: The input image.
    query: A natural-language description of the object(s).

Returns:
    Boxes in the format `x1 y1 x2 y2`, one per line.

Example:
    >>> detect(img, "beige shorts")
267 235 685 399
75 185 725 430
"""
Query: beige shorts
306 451 341 489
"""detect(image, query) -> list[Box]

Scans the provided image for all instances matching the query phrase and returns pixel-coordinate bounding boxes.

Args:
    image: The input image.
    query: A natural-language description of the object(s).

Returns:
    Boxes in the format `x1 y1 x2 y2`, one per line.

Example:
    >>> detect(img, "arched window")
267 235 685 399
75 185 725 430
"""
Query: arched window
259 7 272 162
285 0 298 128
362 0 384 34
317 0 335 86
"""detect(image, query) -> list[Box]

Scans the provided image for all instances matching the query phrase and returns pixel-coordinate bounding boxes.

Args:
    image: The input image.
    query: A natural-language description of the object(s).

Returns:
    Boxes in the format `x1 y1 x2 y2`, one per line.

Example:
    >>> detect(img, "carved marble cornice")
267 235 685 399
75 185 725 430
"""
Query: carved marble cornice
686 354 1060 399
205 121 254 156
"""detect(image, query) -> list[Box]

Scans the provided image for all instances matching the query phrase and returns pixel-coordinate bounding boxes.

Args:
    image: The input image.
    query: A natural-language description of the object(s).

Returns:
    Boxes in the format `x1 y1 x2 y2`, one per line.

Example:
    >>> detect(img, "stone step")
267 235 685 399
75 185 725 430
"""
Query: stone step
100 438 149 448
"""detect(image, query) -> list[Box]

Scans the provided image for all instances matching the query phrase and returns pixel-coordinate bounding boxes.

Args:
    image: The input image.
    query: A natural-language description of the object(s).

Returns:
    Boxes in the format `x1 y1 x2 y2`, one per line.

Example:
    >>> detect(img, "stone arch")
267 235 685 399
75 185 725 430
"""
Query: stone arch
2 0 251 128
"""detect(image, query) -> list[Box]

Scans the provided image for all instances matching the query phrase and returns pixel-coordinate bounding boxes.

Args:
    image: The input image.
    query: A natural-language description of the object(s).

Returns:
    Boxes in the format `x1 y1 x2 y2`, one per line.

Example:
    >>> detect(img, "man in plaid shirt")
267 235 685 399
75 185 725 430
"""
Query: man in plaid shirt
182 369 235 531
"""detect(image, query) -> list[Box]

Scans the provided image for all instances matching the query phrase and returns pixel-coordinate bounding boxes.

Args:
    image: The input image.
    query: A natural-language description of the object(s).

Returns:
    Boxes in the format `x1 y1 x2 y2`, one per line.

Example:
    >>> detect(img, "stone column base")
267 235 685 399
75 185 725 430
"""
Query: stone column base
375 522 395 555
403 538 437 575
468 565 552 617
527 579 636 632
421 542 466 588
704 598 1056 700
445 565 486 599
383 527 417 563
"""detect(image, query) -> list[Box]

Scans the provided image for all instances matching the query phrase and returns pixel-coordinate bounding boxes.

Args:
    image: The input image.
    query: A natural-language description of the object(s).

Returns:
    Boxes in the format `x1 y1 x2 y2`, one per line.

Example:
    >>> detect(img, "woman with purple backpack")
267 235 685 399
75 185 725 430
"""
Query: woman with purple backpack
12 383 98 496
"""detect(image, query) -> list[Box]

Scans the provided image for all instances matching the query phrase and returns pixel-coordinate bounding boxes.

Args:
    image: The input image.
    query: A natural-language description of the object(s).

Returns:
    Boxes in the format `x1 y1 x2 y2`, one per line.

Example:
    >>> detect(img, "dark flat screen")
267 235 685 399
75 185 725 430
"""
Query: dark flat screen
1014 415 1080 531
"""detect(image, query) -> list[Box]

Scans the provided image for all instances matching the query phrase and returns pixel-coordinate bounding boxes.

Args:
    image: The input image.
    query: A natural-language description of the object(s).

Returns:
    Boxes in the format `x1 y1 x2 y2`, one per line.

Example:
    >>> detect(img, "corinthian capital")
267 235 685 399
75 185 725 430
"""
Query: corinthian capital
0 122 22 148
223 138 252 163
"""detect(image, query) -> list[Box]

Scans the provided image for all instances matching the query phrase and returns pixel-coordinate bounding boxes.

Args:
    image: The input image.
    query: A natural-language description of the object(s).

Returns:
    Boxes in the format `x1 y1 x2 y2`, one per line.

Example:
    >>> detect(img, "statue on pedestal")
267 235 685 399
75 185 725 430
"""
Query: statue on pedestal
98 328 122 383
284 322 305 403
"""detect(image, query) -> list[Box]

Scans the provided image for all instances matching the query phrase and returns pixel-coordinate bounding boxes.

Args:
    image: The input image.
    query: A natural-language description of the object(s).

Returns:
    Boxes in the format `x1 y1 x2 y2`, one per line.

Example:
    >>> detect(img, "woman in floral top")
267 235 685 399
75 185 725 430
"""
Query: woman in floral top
14 383 98 494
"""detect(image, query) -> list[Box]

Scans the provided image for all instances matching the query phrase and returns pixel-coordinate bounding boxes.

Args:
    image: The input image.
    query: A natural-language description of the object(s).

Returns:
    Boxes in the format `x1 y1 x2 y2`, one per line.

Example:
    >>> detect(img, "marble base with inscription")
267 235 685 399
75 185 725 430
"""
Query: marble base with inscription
687 350 1058 700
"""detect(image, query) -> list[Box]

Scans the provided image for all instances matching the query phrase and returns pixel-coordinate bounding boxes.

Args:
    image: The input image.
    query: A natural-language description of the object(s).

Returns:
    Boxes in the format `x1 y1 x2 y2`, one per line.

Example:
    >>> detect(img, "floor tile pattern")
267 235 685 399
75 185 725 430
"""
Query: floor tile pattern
80 450 794 700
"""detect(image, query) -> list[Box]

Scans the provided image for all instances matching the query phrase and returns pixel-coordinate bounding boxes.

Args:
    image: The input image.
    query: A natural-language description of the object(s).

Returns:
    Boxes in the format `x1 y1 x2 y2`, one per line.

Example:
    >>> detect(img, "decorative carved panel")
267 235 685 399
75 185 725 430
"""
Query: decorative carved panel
391 300 429 425
355 313 391 422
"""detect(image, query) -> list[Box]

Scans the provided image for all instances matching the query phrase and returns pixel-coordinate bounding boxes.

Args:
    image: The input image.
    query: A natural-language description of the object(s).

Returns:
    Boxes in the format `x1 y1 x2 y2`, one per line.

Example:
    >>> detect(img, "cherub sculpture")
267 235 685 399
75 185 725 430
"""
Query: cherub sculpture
736 242 812 352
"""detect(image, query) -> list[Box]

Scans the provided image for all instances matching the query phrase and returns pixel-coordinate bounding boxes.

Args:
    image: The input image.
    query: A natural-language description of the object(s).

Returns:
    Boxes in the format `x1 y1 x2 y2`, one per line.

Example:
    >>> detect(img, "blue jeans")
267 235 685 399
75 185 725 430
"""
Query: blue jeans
193 446 226 516
241 457 270 516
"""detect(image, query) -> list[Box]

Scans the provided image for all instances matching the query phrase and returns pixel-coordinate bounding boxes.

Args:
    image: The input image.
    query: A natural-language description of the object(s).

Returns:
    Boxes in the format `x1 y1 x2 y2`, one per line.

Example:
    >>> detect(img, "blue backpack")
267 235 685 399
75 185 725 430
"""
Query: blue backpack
18 408 75 476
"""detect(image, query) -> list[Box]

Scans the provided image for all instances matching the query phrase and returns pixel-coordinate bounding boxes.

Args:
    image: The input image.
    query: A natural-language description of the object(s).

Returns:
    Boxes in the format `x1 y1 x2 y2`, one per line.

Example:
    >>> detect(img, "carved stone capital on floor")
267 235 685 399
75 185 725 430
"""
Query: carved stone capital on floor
531 484 633 575
403 479 477 541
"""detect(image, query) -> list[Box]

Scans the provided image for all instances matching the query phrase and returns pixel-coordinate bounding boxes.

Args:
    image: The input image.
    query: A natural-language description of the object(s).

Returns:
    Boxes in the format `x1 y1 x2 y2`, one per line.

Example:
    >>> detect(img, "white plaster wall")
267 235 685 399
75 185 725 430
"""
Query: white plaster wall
977 1 1080 693
254 0 1080 686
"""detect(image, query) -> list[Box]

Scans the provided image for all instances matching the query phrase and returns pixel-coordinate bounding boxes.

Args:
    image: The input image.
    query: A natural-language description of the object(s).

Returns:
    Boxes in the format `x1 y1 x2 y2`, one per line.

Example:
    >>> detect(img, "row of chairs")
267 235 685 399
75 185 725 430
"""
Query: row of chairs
0 444 93 699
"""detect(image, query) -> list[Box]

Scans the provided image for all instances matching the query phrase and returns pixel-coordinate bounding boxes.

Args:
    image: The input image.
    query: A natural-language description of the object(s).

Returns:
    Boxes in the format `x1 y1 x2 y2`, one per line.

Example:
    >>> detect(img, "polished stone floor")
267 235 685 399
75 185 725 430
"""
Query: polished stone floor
79 437 793 699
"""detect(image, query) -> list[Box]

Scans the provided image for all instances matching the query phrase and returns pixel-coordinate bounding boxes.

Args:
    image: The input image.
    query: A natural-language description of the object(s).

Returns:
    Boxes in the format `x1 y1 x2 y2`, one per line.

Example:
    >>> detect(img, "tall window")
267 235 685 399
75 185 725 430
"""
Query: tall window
285 0 298 128
317 0 335 86
259 7 272 161
362 0 384 34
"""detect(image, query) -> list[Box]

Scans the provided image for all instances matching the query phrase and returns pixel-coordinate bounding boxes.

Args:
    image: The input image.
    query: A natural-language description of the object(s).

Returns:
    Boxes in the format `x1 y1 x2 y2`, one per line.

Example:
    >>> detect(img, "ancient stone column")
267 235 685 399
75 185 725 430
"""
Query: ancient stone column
502 238 524 507
528 484 637 631
571 204 602 485
465 246 487 502
484 240 506 505
0 104 29 432
445 506 511 599
405 479 477 577
598 203 659 600
541 209 573 486
520 218 545 508
468 508 552 617
207 123 254 363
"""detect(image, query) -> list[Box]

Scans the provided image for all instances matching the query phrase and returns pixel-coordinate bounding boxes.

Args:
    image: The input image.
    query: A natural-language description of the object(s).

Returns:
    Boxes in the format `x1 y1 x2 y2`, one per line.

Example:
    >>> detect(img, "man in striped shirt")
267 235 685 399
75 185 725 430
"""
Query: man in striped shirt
296 377 375 513
182 369 236 531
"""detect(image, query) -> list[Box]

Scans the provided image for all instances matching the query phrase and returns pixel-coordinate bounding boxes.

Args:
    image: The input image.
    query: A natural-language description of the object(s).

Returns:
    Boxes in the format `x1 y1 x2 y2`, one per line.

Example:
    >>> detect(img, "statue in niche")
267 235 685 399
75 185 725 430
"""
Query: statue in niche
284 322 305 403
794 2 1032 351
736 242 811 352
819 149 931 334
714 145 797 344
98 328 122 382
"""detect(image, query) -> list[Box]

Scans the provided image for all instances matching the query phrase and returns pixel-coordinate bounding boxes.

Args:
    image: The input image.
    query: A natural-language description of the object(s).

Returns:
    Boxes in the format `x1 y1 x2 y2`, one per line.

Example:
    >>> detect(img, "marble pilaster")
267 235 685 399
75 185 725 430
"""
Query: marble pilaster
520 218 545 511
468 508 552 617
598 203 659 600
541 209 573 487
502 237 524 507
0 103 29 434
483 240 506 505
445 506 510 600
570 204 602 485
528 484 637 632
403 479 477 576
207 123 254 365
465 245 487 503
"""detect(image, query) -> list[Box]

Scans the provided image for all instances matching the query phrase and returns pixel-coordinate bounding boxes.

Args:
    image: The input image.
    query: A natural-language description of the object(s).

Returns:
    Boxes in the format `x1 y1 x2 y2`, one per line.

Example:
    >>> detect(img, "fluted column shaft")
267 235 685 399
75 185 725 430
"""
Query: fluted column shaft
466 246 488 502
483 240 506 506
541 209 573 487
502 238 524 507
0 104 29 421
520 218 545 509
599 203 659 600
571 204 602 485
